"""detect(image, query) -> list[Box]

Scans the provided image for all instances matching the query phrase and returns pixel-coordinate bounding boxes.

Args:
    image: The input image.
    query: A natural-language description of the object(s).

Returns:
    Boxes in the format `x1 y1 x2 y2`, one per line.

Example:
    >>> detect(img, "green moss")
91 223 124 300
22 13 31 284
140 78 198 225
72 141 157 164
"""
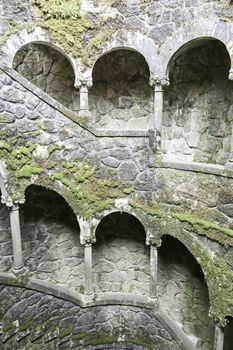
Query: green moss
72 332 87 341
17 164 44 178
124 338 154 348
128 198 233 325
31 0 125 66
36 122 48 131
89 29 115 51
19 319 33 332
79 285 85 294
123 187 134 194
129 200 233 247
48 144 61 155
3 321 15 333
84 336 118 346
48 162 129 218
59 329 71 339
0 141 11 152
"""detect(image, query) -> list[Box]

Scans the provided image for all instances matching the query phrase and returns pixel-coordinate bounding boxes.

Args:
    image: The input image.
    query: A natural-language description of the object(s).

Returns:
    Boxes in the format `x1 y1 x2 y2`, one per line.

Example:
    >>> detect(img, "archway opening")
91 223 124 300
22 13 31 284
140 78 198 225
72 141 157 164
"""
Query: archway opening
158 235 214 349
224 316 233 350
93 212 149 295
90 49 152 130
13 43 78 111
162 39 232 164
21 185 84 292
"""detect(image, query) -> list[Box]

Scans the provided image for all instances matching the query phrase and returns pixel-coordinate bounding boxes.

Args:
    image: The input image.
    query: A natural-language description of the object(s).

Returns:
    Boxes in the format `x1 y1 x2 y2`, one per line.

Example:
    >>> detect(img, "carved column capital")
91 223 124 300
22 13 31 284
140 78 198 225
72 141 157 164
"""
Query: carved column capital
74 78 93 89
84 237 96 246
1 195 13 208
146 231 161 247
149 74 170 90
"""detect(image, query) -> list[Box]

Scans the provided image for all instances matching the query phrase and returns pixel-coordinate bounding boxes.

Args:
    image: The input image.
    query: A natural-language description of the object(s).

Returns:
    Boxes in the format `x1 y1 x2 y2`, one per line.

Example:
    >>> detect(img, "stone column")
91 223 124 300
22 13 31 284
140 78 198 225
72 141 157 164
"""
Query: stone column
149 75 169 147
9 205 23 270
213 325 224 350
226 69 233 166
84 242 94 299
75 79 93 116
149 244 158 298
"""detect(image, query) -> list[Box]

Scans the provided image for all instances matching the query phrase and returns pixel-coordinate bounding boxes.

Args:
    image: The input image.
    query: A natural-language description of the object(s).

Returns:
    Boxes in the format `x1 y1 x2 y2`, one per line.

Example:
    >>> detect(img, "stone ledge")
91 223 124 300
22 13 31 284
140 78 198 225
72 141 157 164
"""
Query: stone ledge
156 161 233 178
0 273 197 350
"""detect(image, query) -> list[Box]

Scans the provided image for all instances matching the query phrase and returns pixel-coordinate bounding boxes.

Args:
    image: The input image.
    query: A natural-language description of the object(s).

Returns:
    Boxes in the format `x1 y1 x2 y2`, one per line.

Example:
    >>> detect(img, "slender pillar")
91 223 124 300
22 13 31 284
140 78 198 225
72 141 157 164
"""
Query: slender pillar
225 69 233 166
75 79 92 116
9 205 23 269
84 242 94 298
149 75 169 147
226 123 233 166
149 244 158 298
213 326 224 350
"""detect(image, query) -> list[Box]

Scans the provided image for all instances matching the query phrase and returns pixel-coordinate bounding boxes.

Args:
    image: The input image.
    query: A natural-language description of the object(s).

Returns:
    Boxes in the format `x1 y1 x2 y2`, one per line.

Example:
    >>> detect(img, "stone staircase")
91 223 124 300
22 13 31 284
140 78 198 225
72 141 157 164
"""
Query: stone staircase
0 320 151 350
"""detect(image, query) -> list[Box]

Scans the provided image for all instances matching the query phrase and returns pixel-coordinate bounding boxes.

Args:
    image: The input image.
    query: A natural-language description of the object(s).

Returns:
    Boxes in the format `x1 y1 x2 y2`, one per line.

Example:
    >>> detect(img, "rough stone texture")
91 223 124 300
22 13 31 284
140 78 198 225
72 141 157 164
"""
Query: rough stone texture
21 185 84 293
93 212 150 295
158 236 214 350
1 0 233 348
162 40 233 164
90 50 153 129
0 285 181 350
13 44 78 111
0 203 13 272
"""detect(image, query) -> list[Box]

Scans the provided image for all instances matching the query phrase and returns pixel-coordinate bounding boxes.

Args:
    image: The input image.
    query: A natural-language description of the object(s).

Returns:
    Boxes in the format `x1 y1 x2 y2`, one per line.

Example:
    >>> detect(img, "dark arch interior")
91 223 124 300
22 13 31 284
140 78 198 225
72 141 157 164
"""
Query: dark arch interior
90 49 153 129
23 184 79 228
224 317 233 350
93 212 149 294
21 185 84 292
158 235 214 349
13 43 77 110
163 39 232 165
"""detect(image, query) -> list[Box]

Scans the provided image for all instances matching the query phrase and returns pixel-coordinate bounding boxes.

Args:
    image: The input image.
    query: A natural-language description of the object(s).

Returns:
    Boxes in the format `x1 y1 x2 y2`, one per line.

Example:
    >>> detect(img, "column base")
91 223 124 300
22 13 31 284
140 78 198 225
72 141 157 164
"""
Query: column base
78 110 91 117
147 295 159 308
12 266 27 277
84 291 95 302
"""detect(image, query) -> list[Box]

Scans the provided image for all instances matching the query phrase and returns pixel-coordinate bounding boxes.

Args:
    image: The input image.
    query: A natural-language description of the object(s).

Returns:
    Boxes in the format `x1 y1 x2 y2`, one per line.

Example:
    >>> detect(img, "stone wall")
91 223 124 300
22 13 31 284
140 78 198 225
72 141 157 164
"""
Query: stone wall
90 50 152 129
93 212 150 295
21 185 84 293
162 40 233 164
0 202 12 272
0 285 181 350
2 0 233 348
158 236 214 350
13 44 78 111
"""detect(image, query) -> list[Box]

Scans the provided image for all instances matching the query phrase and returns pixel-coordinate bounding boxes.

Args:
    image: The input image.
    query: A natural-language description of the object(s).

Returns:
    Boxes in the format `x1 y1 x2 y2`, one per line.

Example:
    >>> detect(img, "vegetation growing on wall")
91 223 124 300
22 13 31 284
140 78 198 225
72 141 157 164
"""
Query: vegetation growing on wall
0 138 133 218
32 0 123 65
129 199 233 326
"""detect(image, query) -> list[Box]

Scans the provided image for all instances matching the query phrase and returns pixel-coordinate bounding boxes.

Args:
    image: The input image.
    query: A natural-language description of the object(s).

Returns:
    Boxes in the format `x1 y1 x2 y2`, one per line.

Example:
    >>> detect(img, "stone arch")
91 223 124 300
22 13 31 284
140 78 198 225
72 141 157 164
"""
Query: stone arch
90 47 153 130
12 40 79 111
0 27 78 78
92 211 150 295
224 316 233 349
158 18 233 78
158 234 215 349
90 31 158 75
94 207 149 237
161 36 232 164
20 184 84 291
165 36 231 79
